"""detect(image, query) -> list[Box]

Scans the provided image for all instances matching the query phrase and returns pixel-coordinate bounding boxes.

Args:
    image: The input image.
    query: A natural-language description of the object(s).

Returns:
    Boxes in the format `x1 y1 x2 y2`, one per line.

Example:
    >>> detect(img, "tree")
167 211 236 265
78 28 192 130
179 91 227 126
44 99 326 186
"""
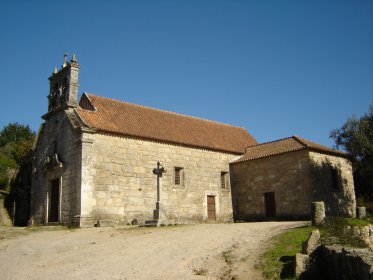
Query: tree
0 123 35 189
330 101 373 206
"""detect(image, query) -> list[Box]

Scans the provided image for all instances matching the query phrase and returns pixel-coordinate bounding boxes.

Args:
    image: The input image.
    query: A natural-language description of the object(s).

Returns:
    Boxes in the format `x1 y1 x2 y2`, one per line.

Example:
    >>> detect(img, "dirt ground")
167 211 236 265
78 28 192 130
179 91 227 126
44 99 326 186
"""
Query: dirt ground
0 221 306 280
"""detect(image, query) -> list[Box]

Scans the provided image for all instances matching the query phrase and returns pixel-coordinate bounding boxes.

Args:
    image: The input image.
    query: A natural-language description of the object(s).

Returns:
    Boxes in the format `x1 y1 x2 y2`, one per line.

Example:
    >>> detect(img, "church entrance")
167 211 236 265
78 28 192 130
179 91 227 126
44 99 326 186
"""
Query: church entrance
48 179 60 223
264 192 276 218
207 195 216 221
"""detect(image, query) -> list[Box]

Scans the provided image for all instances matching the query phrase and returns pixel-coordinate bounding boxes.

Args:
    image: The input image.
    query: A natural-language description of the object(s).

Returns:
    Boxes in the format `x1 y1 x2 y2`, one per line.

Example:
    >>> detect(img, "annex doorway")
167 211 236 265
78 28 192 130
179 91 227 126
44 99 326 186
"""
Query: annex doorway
48 179 60 223
264 192 276 218
207 195 216 221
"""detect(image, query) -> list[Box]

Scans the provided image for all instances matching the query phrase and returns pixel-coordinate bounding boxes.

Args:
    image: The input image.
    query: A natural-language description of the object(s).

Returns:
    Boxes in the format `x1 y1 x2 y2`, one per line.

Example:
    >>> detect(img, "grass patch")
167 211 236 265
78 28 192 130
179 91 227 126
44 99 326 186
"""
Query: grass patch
259 226 315 279
259 217 373 279
345 217 371 226
318 217 370 248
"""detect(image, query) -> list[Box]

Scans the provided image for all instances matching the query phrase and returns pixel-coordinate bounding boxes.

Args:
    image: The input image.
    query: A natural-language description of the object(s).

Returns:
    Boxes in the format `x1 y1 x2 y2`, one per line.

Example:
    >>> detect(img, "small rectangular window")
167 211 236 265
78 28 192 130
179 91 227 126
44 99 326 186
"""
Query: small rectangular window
221 171 229 189
174 167 184 186
53 141 58 154
330 167 339 191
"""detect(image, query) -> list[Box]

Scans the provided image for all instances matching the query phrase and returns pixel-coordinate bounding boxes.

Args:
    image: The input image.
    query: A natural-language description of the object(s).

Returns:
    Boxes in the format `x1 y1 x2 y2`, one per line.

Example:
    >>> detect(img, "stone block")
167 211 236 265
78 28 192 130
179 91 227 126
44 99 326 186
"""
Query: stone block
114 198 126 207
357 207 366 219
311 201 325 226
96 220 117 227
74 215 93 227
113 164 121 173
109 191 122 198
96 191 109 199
302 229 321 255
95 198 105 206
294 253 310 277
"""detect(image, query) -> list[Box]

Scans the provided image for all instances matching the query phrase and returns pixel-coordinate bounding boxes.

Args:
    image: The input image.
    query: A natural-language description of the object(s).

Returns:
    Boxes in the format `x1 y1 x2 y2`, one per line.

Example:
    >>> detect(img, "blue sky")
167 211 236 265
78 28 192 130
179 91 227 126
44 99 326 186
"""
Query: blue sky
0 1 372 147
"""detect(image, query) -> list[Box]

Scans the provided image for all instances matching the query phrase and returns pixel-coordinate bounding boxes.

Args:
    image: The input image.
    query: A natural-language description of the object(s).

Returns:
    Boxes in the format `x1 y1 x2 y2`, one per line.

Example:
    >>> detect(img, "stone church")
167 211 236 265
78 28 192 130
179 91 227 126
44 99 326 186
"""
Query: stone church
29 55 356 227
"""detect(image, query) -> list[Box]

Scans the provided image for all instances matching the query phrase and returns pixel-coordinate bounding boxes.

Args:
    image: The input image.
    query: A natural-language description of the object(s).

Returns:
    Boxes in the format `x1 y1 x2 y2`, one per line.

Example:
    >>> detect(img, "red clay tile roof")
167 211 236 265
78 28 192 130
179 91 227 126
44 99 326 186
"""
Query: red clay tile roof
232 135 347 163
76 93 257 154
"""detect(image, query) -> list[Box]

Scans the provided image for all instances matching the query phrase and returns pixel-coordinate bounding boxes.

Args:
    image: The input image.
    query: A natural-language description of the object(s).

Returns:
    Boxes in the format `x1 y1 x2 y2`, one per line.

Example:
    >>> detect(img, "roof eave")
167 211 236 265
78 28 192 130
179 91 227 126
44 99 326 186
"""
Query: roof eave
307 147 350 159
231 146 350 165
231 147 306 164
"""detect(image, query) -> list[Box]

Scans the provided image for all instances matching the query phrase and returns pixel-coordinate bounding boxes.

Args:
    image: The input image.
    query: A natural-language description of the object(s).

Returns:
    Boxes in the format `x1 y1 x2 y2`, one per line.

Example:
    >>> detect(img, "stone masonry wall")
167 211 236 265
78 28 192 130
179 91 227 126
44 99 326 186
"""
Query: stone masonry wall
230 150 313 220
302 245 373 280
309 152 356 217
230 150 356 221
31 109 82 225
81 132 236 225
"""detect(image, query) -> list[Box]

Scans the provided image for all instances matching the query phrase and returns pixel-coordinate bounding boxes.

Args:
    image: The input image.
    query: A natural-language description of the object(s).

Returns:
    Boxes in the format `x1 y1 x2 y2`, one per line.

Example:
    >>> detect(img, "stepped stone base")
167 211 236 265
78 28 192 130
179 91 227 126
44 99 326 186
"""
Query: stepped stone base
95 220 117 227
144 219 175 227
73 215 93 227
144 207 175 227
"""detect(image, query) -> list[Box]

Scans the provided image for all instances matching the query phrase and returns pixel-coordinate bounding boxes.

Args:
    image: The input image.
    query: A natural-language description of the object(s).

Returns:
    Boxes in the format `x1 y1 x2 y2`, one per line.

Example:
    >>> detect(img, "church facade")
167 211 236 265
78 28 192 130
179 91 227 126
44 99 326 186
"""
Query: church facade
30 56 356 227
30 55 257 227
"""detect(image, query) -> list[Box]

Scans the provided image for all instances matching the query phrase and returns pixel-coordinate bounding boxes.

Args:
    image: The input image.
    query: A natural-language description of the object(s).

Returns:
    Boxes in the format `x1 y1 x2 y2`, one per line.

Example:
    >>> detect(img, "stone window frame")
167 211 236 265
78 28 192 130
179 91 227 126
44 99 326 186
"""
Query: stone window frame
174 167 185 187
220 171 230 190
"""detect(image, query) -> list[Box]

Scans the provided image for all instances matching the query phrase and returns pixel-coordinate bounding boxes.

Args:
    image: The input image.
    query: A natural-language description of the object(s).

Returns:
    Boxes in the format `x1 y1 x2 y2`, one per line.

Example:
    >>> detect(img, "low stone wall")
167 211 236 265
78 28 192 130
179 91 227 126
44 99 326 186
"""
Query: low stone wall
344 225 373 250
296 229 373 279
302 245 373 280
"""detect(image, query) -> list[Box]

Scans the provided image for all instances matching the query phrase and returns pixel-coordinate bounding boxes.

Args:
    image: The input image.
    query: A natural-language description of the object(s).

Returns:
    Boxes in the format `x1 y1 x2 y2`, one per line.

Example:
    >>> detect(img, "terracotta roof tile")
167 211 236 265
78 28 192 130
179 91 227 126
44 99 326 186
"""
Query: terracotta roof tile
76 93 257 154
232 135 347 163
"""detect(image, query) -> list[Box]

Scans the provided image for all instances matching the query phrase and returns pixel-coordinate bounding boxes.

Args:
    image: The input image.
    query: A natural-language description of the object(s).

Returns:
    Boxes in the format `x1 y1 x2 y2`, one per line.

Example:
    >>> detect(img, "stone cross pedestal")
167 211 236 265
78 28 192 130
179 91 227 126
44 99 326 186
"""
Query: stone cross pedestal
145 161 169 227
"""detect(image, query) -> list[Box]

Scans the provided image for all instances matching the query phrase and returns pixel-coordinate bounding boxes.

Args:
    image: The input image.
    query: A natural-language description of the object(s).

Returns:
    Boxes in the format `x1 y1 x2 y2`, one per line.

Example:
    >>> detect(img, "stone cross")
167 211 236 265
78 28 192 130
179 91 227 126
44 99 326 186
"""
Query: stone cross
152 161 166 219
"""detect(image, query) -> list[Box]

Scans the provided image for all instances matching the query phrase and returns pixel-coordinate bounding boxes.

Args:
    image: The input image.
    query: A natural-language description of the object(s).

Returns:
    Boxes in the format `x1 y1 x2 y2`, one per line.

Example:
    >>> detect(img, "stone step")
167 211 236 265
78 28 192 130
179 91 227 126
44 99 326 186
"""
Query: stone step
95 220 117 227
144 220 160 227
144 219 175 227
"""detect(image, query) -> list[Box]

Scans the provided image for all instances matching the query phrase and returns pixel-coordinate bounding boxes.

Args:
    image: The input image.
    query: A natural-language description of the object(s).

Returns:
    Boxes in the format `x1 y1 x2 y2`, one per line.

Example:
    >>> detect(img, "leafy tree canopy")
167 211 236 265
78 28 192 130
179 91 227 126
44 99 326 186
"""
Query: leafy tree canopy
330 101 373 202
331 103 373 164
0 123 35 189
0 123 34 148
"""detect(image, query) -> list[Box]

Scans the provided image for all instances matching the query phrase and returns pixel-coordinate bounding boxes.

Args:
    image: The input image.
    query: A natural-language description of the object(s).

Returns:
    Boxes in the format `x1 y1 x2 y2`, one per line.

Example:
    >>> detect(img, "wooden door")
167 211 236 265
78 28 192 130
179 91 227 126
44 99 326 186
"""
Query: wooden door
264 192 276 218
207 195 216 221
48 179 60 223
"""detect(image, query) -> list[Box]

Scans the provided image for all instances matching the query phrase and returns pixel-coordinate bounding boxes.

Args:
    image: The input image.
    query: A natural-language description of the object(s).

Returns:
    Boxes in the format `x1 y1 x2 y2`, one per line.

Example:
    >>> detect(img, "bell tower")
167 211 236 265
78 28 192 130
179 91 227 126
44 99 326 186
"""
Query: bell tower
47 54 79 112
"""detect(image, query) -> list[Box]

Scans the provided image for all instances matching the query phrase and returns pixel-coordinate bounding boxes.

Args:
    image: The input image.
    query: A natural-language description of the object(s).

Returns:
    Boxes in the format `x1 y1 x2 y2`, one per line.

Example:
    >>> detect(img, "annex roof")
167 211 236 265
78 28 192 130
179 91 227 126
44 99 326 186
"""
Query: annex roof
232 135 347 163
76 93 257 154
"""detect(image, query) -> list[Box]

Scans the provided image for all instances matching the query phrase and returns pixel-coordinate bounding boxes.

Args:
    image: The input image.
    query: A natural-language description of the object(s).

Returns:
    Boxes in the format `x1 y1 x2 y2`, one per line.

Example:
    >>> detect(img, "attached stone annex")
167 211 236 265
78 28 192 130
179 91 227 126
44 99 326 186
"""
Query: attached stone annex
230 136 356 221
29 55 356 227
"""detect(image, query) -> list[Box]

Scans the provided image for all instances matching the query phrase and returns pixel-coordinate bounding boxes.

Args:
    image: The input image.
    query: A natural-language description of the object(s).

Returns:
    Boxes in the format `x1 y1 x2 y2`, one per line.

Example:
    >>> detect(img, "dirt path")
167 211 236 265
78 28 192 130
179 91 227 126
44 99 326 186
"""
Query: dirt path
0 221 306 280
